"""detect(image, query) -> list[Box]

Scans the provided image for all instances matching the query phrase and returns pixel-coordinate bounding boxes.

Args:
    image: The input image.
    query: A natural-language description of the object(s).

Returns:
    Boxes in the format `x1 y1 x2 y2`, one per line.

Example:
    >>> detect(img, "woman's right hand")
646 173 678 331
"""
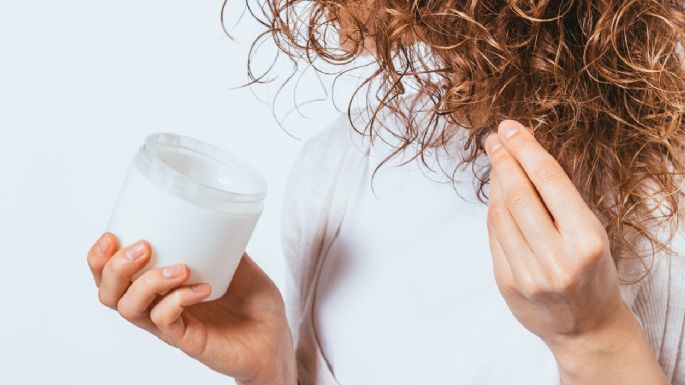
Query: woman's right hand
87 232 297 385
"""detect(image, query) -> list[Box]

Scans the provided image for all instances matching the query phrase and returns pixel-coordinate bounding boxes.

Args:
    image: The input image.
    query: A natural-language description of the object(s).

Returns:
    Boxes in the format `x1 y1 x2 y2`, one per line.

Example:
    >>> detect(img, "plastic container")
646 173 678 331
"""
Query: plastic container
107 133 267 301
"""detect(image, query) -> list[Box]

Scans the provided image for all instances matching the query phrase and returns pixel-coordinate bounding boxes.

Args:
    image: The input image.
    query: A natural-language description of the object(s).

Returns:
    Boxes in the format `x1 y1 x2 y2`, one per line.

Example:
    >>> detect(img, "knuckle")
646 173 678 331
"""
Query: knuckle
107 255 135 278
150 307 168 327
576 233 607 262
105 258 126 277
487 210 497 228
496 280 516 297
553 271 580 294
500 284 521 300
86 252 98 270
492 267 508 285
493 271 515 294
116 300 137 321
507 189 529 208
140 271 161 291
172 290 185 306
534 158 563 184
489 147 506 163
519 278 549 300
98 290 116 309
487 203 507 225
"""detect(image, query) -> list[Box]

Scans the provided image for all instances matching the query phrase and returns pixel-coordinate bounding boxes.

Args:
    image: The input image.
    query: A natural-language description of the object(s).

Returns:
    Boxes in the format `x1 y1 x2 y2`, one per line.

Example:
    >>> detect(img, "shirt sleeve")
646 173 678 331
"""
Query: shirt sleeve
627 236 685 384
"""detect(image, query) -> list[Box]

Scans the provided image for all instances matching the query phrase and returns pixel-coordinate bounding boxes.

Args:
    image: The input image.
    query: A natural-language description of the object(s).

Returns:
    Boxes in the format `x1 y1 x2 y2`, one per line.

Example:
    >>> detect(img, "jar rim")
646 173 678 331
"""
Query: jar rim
137 133 267 207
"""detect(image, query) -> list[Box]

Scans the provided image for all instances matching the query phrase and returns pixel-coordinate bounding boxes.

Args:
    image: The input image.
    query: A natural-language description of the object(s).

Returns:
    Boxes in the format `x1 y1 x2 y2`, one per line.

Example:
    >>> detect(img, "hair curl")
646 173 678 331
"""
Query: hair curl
231 0 685 277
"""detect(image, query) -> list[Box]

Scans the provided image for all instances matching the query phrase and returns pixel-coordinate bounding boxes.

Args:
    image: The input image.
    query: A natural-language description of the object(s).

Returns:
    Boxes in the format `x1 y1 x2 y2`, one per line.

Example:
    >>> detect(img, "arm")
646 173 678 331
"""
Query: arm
484 120 669 385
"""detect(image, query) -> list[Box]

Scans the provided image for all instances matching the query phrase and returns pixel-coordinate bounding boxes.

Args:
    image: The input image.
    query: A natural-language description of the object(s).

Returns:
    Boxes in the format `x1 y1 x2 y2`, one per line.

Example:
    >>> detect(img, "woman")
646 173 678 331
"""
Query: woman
87 0 685 384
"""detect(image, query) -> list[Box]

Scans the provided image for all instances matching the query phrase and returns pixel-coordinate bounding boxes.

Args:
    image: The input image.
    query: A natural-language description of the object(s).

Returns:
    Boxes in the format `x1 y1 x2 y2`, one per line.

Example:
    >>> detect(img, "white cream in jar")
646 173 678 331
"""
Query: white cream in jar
107 133 267 301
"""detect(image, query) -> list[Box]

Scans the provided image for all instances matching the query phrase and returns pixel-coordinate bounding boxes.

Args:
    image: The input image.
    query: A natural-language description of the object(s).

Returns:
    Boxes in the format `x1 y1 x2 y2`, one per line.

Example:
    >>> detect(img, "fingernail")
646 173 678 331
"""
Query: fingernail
124 241 146 261
162 264 184 279
192 284 209 294
486 134 502 154
95 233 111 256
500 121 519 138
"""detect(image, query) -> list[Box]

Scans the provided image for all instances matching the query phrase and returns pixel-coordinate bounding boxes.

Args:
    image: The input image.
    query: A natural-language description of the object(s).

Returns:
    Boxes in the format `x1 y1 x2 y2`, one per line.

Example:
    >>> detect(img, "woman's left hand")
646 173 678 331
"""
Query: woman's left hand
484 119 625 344
484 120 669 384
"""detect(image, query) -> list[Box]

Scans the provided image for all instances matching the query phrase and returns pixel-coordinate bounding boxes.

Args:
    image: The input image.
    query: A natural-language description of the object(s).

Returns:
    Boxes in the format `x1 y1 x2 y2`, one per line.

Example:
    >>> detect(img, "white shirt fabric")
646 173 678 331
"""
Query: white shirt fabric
312 131 560 385
282 113 685 384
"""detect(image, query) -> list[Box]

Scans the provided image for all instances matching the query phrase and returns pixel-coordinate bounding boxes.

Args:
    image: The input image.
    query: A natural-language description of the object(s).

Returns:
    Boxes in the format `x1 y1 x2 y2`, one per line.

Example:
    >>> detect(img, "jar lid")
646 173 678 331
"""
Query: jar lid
136 133 267 213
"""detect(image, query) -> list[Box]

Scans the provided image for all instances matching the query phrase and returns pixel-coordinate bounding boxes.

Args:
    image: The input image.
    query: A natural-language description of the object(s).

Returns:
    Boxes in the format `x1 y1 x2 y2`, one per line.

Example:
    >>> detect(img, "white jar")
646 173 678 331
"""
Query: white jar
107 133 267 301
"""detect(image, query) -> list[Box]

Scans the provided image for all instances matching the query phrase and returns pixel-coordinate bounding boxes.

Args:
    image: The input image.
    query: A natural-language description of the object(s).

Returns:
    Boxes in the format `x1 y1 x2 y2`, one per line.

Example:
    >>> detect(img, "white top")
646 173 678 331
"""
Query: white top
281 114 685 385
312 132 559 384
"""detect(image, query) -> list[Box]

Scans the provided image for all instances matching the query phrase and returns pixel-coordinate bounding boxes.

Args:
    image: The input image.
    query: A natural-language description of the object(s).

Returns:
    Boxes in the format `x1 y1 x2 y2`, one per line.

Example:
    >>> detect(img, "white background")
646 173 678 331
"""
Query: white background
0 1 342 383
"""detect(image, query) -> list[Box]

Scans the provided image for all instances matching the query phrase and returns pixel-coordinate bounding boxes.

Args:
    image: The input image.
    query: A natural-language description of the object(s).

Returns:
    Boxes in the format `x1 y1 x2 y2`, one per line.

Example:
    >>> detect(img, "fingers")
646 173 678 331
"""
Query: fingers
488 233 527 302
485 133 560 258
150 284 211 341
98 240 151 308
116 264 190 325
486 184 515 289
87 232 119 287
487 172 547 290
495 120 594 231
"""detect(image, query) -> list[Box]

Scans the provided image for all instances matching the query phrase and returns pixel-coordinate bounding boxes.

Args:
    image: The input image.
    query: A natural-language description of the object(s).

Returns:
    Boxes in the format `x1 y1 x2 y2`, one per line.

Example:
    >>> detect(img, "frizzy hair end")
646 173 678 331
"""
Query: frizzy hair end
227 0 685 280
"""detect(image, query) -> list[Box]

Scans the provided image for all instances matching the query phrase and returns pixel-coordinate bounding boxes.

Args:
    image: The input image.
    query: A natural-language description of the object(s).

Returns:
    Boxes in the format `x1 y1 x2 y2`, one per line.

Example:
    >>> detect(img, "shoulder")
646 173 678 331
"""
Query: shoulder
292 112 368 168
280 112 369 334
282 112 364 217
280 112 367 271
283 110 371 205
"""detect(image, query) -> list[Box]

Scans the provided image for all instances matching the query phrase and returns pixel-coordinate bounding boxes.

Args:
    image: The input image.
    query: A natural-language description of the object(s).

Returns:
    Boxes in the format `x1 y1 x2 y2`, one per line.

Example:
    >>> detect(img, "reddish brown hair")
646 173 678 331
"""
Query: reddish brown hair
230 0 685 275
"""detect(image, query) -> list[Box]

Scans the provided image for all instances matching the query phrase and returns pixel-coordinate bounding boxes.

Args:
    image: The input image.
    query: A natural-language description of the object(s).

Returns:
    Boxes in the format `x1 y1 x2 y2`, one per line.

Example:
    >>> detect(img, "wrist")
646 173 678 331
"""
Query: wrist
236 365 297 385
235 342 298 385
547 302 667 384
551 303 632 363
236 372 297 385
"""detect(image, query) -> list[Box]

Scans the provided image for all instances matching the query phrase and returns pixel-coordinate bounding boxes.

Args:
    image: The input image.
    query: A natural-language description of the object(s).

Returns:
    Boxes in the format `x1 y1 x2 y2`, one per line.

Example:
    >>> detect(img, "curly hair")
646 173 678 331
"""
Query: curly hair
229 0 685 277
